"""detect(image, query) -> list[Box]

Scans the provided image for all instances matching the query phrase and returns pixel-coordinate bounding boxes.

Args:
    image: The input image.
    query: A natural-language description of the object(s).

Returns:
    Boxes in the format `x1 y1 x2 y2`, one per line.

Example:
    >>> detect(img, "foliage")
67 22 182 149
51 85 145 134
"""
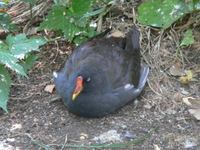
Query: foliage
180 29 194 46
20 0 37 5
175 29 194 58
0 13 16 31
0 34 46 112
137 0 200 29
39 0 107 44
0 65 11 113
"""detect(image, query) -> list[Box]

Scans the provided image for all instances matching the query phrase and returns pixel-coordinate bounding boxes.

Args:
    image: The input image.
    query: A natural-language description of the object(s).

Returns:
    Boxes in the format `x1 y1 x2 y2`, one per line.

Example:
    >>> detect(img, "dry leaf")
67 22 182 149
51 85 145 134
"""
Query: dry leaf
26 27 38 35
188 109 200 120
44 84 55 93
182 97 193 106
183 97 200 120
110 30 125 37
169 65 183 76
80 133 88 140
179 70 193 84
182 97 200 109
154 144 161 150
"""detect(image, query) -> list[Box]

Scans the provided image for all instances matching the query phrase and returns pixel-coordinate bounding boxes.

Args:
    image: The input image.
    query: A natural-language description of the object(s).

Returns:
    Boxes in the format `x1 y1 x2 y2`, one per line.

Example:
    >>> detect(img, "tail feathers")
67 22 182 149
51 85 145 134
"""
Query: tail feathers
138 65 149 89
125 26 140 53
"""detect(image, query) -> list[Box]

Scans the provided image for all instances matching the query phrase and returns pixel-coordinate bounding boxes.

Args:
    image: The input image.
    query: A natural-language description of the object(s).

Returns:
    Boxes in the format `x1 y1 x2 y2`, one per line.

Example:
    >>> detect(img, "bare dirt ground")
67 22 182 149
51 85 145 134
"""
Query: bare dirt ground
0 1 200 150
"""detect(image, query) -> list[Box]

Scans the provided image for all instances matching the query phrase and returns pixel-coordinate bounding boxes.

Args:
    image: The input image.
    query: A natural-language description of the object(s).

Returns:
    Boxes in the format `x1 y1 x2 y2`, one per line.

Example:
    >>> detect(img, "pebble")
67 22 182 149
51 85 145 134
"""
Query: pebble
80 133 88 140
121 131 136 140
10 123 22 131
184 138 197 149
180 88 190 95
0 141 15 150
93 130 122 143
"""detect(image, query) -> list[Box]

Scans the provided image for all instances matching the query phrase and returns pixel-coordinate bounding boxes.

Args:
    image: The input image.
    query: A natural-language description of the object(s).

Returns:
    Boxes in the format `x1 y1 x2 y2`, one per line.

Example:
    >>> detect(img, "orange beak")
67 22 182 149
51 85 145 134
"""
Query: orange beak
72 76 83 100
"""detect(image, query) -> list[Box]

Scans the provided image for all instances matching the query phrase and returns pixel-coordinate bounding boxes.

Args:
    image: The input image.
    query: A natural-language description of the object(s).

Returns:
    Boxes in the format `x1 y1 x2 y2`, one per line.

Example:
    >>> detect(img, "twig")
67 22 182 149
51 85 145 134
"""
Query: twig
132 7 136 24
147 79 163 97
25 129 154 149
60 134 68 150
97 14 103 32
25 133 54 150
49 96 62 103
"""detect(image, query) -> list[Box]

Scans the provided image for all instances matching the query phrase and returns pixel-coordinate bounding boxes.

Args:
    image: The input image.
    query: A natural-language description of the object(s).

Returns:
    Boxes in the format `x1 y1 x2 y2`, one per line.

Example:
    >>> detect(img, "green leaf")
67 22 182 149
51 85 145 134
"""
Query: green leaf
39 5 68 31
0 64 11 112
3 0 10 3
193 0 200 10
71 0 93 16
20 0 37 5
39 5 96 43
0 51 27 76
20 54 38 73
0 13 16 31
39 5 81 41
137 0 193 29
39 5 80 40
0 40 9 51
180 29 194 46
53 0 69 6
82 7 106 18
6 34 46 59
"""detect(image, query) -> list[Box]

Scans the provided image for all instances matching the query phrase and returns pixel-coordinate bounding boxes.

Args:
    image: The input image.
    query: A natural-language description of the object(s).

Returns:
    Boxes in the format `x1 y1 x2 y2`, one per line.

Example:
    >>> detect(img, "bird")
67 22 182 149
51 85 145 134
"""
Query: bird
53 26 149 117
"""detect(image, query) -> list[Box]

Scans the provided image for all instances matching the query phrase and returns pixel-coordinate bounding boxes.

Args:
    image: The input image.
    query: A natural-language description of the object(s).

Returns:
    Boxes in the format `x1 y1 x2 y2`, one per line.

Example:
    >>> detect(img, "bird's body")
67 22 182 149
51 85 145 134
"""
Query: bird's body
54 27 149 117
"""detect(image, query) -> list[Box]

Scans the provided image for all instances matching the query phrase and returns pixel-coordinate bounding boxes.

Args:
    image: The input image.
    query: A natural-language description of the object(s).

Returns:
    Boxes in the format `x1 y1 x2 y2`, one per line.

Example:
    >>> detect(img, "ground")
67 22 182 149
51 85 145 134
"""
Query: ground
0 1 200 150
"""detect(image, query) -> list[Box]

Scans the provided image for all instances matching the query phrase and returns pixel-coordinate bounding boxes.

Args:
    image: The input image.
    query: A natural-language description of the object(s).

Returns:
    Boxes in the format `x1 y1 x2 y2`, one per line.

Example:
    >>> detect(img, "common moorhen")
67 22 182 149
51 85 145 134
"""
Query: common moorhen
53 26 149 117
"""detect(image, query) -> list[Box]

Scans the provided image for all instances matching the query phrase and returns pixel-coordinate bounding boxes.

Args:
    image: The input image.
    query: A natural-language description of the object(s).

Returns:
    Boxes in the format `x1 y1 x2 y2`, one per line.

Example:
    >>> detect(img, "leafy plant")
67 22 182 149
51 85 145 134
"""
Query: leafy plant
39 0 108 44
137 0 200 29
0 34 46 112
180 29 194 47
0 13 16 32
20 0 37 5
176 28 194 58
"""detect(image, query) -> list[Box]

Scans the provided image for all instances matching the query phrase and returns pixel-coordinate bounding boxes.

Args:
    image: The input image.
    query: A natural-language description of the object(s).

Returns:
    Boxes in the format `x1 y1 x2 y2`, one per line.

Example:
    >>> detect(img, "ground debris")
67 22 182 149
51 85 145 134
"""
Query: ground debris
183 97 200 120
184 137 198 149
93 130 122 144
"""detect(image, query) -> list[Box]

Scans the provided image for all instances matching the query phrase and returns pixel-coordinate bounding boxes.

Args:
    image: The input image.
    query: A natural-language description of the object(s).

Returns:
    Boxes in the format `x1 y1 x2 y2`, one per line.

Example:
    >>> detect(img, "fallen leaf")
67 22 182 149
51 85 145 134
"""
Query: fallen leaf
188 109 200 120
183 97 200 109
179 70 193 84
110 30 125 37
182 97 200 120
26 27 38 35
10 123 22 131
169 65 183 76
182 97 193 106
44 84 55 93
80 133 88 140
154 144 161 150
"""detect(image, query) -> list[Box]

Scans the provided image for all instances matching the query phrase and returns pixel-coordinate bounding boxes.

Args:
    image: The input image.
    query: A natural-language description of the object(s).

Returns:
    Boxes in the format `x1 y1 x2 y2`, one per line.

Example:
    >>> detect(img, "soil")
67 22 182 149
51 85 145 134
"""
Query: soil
0 1 200 150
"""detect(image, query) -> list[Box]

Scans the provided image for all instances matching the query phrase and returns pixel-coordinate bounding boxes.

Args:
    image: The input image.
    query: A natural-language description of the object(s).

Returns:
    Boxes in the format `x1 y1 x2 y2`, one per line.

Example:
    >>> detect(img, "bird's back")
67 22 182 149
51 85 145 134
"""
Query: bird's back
69 27 141 89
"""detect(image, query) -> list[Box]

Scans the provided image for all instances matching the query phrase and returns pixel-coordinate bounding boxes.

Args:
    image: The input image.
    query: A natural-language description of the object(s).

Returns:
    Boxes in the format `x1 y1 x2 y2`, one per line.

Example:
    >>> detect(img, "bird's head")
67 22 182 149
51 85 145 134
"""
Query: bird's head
71 67 102 100
53 65 109 101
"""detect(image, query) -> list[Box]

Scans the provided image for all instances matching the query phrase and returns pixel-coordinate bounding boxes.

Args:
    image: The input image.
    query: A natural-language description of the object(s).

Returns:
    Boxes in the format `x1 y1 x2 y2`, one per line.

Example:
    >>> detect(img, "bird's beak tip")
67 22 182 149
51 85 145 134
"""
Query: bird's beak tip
72 93 78 101
53 71 58 78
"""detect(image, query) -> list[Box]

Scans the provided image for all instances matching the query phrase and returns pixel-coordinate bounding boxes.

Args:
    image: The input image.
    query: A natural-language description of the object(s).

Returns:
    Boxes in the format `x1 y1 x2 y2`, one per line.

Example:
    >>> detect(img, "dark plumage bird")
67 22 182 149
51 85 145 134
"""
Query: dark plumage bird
53 26 149 117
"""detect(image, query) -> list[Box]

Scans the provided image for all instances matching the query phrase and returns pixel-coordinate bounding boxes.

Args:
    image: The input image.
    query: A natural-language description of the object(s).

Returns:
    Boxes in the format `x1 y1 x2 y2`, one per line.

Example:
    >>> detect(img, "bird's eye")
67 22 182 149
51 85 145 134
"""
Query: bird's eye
86 77 91 82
